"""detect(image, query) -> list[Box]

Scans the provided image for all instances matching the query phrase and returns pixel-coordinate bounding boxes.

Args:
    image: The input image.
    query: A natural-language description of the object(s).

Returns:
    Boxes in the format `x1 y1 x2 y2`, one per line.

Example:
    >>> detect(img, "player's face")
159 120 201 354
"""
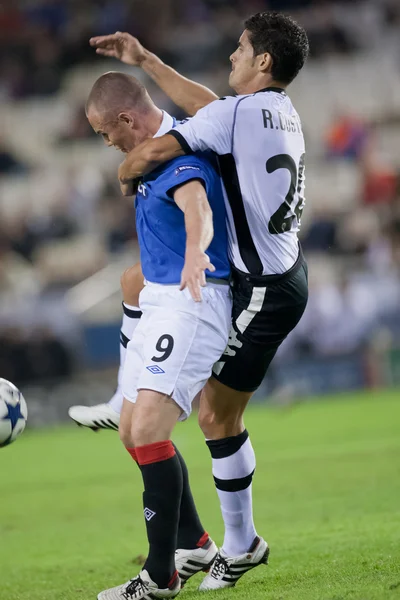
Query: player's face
87 110 140 154
229 30 264 94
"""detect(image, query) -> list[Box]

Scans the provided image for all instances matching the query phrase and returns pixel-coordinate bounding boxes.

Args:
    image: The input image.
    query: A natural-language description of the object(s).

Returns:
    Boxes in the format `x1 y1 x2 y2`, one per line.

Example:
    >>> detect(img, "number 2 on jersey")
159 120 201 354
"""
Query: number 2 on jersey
267 153 305 235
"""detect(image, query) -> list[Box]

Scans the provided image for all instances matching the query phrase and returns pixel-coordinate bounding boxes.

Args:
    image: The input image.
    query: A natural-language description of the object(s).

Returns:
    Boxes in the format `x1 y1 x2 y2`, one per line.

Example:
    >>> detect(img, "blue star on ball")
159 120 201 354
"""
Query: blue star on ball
2 401 24 429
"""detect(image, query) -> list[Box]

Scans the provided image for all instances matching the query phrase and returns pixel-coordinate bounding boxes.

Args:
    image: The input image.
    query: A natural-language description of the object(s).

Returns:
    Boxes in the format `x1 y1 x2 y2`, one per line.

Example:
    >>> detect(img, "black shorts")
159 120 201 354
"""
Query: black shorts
212 246 308 393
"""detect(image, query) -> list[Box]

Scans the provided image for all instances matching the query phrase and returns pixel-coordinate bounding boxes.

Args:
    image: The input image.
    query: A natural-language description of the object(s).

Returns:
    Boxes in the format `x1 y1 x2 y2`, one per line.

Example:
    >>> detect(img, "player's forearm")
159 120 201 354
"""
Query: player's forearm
119 140 160 182
174 182 214 251
174 181 216 300
141 51 218 116
119 136 184 183
183 195 214 253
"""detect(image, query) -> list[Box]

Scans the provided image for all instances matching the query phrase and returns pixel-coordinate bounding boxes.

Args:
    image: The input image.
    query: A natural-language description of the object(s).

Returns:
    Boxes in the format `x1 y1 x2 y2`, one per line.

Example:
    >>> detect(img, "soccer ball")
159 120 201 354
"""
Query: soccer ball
0 378 28 447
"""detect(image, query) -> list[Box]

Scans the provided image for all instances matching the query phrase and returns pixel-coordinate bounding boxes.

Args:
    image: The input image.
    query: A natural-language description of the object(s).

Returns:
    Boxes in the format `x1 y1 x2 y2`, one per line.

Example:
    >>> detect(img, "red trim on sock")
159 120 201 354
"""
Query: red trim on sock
135 440 175 465
126 447 138 462
196 531 210 548
168 570 179 588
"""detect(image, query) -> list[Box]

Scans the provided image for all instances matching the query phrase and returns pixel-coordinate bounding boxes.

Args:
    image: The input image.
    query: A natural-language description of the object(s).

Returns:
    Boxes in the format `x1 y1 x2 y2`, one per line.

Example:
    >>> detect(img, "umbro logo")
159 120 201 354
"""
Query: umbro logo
146 365 165 374
144 508 156 521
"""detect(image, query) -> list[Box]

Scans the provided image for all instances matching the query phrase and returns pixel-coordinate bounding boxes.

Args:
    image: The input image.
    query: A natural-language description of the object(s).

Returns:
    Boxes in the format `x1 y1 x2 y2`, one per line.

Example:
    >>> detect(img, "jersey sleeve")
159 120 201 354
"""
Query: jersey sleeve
160 155 212 200
167 96 238 155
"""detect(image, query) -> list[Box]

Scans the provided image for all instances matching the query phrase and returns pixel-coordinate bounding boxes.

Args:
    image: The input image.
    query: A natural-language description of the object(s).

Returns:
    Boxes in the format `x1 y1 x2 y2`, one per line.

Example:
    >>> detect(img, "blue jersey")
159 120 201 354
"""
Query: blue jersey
135 152 230 284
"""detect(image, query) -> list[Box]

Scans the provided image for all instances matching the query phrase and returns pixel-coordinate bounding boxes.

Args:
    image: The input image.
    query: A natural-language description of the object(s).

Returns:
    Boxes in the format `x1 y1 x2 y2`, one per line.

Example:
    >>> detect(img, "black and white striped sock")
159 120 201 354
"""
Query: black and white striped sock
206 429 257 556
108 302 142 413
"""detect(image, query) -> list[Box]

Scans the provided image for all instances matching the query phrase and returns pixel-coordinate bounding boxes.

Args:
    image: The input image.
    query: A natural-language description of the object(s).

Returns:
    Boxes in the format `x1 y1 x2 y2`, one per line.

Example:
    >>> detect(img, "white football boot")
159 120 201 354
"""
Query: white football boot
97 569 181 600
198 536 269 590
68 403 120 431
175 537 218 586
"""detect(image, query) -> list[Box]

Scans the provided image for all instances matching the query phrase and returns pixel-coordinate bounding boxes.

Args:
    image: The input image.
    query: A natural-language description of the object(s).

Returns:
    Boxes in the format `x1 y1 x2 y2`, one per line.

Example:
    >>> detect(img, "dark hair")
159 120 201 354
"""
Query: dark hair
244 12 309 84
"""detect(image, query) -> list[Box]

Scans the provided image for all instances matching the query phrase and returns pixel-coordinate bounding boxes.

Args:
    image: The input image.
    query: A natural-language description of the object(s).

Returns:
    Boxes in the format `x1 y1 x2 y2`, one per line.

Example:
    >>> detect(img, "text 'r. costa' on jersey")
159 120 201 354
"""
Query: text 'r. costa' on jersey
169 88 306 276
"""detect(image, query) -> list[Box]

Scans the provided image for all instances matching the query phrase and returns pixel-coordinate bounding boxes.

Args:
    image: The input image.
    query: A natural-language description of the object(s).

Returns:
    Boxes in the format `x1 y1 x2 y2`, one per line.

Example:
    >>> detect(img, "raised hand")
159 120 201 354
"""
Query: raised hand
89 32 147 67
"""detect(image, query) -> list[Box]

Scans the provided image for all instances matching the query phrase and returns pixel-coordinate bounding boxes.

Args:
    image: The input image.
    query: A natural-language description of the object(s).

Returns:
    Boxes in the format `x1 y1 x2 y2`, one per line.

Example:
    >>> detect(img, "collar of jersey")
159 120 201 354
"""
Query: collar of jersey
254 86 286 95
153 111 175 138
140 112 176 183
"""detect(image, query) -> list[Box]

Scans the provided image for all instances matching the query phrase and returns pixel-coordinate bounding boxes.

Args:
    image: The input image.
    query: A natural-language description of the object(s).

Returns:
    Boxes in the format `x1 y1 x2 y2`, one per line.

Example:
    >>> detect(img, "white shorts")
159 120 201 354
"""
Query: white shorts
121 281 232 420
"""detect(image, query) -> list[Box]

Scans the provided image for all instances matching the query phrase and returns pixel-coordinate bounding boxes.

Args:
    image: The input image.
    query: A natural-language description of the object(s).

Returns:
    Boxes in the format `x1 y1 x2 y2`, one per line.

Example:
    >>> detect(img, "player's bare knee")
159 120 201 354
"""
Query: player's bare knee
120 263 144 307
131 420 166 447
198 394 229 437
119 398 136 447
131 410 176 446
199 406 242 439
198 406 215 435
119 422 134 448
131 390 181 446
131 408 166 447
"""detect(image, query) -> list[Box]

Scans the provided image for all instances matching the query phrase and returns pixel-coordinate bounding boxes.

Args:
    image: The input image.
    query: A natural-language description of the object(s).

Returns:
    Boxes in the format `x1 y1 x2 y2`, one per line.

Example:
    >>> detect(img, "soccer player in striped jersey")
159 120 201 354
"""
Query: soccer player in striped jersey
81 11 310 591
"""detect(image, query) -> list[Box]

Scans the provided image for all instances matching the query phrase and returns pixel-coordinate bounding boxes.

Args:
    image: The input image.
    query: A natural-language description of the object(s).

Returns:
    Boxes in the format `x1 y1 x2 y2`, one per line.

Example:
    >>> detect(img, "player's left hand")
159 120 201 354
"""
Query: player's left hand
118 158 130 187
120 180 136 196
118 161 137 196
180 247 215 302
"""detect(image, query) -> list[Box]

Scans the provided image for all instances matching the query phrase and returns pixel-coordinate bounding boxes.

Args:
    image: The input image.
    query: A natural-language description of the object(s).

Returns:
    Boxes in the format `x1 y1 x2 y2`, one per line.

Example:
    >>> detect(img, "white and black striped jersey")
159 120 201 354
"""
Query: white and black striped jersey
169 88 306 276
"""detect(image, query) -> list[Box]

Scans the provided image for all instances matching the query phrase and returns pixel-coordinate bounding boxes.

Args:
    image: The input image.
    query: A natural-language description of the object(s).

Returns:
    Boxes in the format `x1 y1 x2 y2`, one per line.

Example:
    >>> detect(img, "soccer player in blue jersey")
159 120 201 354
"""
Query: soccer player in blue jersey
85 72 232 600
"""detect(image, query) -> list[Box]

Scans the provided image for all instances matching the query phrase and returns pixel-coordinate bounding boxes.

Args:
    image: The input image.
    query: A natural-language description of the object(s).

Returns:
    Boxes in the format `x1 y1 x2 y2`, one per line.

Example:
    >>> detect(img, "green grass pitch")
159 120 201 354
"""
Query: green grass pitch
1 389 400 600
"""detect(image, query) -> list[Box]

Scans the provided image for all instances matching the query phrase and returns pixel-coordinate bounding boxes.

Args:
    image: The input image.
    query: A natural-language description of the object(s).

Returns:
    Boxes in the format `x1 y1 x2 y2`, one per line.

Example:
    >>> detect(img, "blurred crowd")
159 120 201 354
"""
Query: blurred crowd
1 0 400 386
1 0 399 101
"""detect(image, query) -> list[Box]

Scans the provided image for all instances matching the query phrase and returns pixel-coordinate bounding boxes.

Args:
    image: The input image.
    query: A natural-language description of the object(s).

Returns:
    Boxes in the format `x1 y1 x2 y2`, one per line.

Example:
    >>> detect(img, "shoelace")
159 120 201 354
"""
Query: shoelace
122 576 149 599
210 554 229 579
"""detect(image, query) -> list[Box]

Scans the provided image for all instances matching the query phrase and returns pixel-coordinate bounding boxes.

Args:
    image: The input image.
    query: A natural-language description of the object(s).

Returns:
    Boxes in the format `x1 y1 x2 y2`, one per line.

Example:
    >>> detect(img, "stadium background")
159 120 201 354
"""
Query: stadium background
1 0 400 423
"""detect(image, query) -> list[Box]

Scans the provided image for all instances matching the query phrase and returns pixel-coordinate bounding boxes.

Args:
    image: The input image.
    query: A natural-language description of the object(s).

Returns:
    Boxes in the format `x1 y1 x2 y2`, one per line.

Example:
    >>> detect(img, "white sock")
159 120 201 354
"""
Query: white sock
107 302 142 415
206 430 258 556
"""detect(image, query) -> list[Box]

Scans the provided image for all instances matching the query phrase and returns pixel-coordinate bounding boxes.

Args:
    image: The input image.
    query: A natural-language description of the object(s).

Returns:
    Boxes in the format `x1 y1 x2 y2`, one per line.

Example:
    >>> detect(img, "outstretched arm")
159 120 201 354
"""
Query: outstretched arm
173 180 215 302
90 32 218 116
